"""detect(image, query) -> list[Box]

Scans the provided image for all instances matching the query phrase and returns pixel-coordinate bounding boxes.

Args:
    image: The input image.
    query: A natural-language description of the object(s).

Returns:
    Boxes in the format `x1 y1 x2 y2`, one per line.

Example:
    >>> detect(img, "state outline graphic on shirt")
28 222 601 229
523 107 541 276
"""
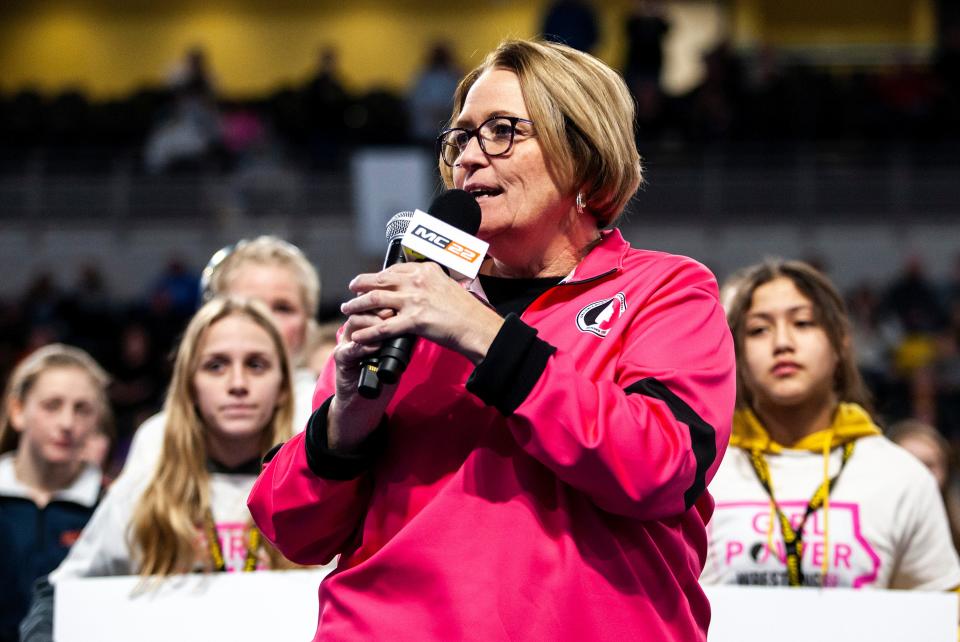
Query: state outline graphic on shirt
713 500 882 588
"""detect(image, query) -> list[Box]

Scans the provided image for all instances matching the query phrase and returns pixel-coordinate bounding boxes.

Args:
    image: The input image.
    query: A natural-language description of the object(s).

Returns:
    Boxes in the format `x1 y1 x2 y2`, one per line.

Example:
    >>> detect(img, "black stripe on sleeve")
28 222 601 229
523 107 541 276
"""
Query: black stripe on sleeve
466 313 557 416
303 396 387 480
624 377 717 509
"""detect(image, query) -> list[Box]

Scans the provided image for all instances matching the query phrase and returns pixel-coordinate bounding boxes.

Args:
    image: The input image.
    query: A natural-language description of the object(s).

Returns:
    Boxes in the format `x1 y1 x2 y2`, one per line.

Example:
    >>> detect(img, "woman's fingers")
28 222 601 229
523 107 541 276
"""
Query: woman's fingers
348 315 411 346
340 289 405 317
348 267 404 294
339 261 500 359
349 262 446 294
337 338 380 360
342 263 447 319
336 314 384 359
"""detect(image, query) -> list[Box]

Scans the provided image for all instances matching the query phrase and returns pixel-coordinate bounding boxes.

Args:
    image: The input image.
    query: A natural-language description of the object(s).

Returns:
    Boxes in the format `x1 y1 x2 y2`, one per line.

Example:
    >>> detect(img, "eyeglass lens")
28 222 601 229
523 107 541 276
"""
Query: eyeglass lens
440 117 517 166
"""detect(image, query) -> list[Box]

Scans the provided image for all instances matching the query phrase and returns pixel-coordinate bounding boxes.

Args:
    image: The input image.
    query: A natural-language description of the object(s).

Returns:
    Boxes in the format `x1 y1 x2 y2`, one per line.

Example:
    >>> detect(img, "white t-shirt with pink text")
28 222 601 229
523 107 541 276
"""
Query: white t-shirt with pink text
51 468 259 581
702 435 960 589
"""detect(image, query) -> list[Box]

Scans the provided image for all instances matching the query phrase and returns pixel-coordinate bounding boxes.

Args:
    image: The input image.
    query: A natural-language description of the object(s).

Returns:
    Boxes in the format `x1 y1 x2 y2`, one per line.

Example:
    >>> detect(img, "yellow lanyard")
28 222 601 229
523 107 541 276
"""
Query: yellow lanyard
747 442 854 587
203 508 261 573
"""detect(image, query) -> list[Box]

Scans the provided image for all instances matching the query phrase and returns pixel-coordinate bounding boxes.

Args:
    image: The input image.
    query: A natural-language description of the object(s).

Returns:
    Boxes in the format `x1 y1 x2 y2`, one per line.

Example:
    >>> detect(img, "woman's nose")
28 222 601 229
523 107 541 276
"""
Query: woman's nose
228 365 249 394
56 406 77 429
456 134 488 169
772 322 794 352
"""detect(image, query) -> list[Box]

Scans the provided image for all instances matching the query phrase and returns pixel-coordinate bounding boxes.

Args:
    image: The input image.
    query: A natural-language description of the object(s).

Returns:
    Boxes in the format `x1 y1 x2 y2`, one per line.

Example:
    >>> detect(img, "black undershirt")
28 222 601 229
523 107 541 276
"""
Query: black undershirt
207 455 262 475
478 274 563 317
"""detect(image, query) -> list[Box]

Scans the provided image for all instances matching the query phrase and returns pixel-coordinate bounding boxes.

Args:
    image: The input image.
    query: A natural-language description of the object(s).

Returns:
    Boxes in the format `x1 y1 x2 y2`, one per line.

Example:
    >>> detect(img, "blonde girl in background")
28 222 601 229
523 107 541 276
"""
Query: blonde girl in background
0 345 111 642
202 236 320 367
702 260 960 590
21 297 295 641
121 235 320 479
888 418 960 553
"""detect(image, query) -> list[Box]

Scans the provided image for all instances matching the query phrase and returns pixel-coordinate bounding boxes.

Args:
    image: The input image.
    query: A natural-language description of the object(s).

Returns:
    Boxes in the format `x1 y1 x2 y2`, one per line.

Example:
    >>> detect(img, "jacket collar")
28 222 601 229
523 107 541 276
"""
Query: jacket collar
0 452 102 507
560 228 628 285
466 228 628 301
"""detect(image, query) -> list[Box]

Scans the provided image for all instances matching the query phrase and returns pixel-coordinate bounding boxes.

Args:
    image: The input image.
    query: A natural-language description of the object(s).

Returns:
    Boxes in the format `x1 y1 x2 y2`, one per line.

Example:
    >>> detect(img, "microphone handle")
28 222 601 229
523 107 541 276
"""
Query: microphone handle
373 335 416 384
355 193 476 399
357 238 410 399
357 360 384 399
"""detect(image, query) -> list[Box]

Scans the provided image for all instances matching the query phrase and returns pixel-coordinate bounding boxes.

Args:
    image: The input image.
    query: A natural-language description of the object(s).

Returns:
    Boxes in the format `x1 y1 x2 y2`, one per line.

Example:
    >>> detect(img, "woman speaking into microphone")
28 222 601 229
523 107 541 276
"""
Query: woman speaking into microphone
249 39 735 641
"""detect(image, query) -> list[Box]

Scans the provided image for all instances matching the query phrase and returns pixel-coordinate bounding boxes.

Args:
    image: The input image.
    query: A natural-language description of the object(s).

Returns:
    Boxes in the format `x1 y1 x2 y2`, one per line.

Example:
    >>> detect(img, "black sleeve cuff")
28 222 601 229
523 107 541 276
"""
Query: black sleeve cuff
303 396 387 480
466 313 556 416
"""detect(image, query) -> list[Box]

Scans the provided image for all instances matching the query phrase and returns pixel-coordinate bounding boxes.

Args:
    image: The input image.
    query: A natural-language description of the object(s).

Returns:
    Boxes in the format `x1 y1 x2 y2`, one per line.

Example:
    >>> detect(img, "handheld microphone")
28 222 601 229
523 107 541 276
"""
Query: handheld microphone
356 190 483 399
379 211 415 271
356 211 413 398
400 191 486 281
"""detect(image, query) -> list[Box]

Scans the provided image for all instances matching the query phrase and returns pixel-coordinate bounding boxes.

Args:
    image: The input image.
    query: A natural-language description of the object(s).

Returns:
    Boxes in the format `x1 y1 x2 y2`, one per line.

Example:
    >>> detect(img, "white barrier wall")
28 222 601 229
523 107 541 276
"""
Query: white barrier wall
56 569 958 642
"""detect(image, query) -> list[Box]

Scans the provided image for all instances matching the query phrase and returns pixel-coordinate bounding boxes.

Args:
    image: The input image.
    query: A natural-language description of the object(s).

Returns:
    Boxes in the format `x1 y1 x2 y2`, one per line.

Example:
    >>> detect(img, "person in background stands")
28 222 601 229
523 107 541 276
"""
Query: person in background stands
540 0 600 53
408 41 463 147
119 235 320 480
889 418 960 553
21 297 296 642
0 344 111 642
702 260 960 589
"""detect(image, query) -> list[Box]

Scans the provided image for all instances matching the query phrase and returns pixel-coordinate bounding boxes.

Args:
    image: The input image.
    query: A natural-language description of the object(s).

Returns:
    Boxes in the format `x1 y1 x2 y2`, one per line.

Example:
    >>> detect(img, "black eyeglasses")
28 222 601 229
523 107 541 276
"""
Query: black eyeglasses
436 116 534 167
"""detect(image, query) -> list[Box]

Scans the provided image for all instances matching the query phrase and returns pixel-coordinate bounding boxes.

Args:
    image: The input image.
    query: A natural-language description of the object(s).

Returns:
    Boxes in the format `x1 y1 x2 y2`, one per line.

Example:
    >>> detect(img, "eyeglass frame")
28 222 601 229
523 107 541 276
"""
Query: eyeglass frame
436 116 535 167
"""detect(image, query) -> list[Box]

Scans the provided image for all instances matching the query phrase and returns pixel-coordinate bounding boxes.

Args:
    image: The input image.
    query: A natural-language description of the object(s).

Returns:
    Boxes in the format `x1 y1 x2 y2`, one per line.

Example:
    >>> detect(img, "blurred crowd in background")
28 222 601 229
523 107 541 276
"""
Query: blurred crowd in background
2 2 960 175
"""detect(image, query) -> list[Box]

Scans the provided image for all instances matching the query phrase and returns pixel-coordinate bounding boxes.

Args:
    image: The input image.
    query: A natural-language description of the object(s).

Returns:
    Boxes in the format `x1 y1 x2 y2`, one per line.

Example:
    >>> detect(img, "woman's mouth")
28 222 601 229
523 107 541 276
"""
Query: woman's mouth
221 404 257 416
467 186 503 200
771 362 801 377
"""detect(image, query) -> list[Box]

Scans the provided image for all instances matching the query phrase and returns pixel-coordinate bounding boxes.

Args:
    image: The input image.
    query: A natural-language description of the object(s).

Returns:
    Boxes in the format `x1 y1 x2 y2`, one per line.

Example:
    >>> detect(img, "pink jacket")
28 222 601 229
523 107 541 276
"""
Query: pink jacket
248 229 735 641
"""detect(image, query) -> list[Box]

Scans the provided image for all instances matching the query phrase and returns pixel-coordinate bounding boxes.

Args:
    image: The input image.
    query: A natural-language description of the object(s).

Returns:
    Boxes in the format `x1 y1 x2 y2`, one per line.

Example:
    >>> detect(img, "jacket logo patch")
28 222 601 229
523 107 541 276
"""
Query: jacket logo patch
576 293 627 337
60 530 82 547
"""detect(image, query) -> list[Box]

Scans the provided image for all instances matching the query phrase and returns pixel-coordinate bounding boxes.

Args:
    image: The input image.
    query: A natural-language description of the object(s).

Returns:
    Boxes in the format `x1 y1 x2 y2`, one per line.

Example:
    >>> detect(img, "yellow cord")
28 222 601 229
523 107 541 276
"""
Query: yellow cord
821 431 834 584
767 497 776 561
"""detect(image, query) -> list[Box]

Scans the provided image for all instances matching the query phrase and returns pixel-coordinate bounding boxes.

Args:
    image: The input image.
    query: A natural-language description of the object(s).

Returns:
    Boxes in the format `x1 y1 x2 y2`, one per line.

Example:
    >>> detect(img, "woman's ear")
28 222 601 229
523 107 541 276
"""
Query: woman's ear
7 396 27 432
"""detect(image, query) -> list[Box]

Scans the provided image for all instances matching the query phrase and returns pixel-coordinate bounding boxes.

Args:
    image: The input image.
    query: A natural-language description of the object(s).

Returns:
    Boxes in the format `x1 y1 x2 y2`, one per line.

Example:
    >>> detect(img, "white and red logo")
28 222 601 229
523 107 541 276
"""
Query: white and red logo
576 293 627 337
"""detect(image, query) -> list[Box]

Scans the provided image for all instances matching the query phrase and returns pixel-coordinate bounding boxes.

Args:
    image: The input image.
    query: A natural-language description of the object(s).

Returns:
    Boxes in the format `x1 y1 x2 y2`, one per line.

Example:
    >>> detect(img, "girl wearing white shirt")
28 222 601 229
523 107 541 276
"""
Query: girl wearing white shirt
703 260 960 590
21 297 295 641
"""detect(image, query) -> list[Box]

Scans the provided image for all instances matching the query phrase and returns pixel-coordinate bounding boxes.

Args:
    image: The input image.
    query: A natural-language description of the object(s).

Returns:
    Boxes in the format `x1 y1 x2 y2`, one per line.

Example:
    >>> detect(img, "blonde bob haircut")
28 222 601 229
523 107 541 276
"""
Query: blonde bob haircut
0 343 112 455
439 39 643 227
130 296 295 577
204 235 320 323
723 259 871 414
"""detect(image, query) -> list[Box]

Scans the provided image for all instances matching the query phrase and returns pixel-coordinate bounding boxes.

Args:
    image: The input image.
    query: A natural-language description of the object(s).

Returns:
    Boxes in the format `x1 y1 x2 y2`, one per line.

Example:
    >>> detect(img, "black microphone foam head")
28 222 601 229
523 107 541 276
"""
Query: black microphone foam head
428 189 482 236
